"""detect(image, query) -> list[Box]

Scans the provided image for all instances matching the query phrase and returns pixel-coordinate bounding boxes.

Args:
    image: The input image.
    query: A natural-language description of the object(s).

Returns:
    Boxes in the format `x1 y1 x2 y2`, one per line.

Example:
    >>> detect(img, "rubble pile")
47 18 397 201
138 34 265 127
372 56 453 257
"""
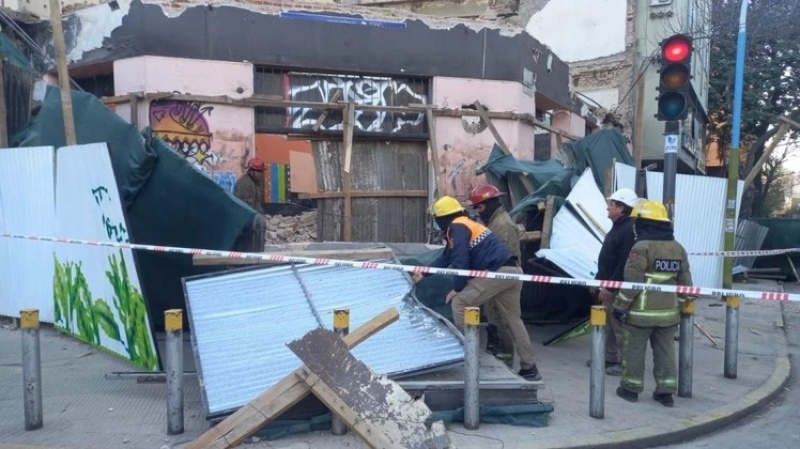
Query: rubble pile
264 211 317 244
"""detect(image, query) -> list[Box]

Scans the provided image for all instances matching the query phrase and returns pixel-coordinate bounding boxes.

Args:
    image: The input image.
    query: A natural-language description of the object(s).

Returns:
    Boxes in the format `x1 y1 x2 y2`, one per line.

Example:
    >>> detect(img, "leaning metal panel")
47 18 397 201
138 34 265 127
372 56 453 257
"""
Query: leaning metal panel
183 262 464 417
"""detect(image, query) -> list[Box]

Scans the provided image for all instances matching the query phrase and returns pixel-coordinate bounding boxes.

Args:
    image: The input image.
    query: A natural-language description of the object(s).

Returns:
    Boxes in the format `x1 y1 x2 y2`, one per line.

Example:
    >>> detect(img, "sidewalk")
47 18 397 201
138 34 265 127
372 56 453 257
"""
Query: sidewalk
0 281 792 449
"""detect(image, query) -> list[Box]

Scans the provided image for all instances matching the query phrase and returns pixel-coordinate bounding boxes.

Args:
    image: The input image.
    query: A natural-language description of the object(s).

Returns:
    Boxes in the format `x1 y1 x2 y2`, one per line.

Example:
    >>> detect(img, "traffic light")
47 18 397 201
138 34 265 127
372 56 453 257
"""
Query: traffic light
656 34 693 121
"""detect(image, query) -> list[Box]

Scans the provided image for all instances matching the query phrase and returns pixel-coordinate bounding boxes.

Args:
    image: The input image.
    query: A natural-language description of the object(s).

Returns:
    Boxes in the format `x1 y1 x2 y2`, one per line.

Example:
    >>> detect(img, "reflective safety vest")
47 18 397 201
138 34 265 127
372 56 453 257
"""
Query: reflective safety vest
446 216 492 249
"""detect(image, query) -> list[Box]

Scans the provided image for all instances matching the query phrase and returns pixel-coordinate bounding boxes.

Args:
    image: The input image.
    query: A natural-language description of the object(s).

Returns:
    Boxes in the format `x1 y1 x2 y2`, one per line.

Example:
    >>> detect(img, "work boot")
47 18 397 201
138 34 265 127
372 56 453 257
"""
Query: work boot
486 324 499 353
518 365 542 381
653 392 675 407
605 364 622 376
616 386 638 402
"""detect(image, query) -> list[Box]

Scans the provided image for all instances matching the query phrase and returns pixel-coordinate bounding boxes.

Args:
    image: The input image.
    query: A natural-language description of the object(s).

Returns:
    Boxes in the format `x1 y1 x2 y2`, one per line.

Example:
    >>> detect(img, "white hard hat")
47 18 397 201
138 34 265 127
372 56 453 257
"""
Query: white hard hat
606 188 641 208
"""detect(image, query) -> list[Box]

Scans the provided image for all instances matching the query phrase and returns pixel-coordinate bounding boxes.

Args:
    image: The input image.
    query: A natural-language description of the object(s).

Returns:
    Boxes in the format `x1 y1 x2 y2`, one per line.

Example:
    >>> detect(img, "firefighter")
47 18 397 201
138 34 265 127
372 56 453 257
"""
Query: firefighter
613 200 694 407
415 196 541 381
468 184 520 365
233 158 266 214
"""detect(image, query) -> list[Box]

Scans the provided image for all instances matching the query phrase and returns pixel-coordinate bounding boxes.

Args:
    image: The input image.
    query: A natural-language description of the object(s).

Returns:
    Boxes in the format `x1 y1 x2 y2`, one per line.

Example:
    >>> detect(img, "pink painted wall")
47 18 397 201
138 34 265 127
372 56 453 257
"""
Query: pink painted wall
432 77 536 200
551 110 587 156
112 56 255 192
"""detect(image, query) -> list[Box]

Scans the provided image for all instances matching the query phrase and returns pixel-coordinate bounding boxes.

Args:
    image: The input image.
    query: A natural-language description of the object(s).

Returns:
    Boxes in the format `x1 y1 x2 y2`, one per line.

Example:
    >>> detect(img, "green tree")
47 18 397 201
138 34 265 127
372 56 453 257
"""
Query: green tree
708 0 800 218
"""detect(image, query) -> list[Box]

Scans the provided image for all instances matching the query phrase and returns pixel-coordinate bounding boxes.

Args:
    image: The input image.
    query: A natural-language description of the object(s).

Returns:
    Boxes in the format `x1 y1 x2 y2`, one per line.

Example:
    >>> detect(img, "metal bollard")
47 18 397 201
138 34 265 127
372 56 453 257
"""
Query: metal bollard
21 309 43 430
165 309 184 435
724 296 740 379
463 307 480 430
589 306 605 419
331 309 350 436
678 300 695 398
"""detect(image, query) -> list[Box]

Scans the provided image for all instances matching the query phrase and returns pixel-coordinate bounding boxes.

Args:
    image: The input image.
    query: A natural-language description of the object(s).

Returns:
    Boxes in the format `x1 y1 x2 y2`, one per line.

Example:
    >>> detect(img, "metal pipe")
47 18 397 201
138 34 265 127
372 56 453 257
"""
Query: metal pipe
20 309 42 430
165 309 184 435
725 296 740 379
678 300 695 398
331 309 350 436
463 307 480 430
663 121 679 221
722 0 750 380
589 305 605 419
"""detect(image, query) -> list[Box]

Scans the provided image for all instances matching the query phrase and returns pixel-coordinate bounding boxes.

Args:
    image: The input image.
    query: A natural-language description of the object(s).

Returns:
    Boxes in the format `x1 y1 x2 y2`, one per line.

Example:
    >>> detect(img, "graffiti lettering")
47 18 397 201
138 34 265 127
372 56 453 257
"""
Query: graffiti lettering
102 214 129 243
92 186 110 204
150 99 219 169
286 73 428 134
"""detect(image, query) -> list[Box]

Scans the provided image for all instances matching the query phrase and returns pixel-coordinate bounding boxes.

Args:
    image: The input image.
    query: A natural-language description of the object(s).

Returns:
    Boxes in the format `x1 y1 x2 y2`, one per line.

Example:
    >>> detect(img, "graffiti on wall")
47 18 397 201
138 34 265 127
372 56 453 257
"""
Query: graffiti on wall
149 99 219 173
285 73 428 134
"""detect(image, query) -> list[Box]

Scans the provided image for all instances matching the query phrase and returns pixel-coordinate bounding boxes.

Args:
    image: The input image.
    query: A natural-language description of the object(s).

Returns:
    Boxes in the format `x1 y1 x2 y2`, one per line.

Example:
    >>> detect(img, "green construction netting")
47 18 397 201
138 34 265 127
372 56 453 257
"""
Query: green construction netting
750 218 800 279
0 32 35 72
12 85 257 328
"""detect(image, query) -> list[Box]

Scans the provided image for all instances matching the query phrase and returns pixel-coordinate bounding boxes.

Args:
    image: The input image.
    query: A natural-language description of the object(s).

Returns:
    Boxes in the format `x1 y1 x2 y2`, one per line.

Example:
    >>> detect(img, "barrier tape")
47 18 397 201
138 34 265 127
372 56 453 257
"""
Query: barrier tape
2 232 798 302
687 248 800 257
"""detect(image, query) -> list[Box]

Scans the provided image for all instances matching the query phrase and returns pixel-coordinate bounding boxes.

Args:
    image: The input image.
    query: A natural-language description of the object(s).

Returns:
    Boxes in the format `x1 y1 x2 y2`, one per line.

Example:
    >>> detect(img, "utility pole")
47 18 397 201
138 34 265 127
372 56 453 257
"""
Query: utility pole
49 0 77 145
722 0 750 380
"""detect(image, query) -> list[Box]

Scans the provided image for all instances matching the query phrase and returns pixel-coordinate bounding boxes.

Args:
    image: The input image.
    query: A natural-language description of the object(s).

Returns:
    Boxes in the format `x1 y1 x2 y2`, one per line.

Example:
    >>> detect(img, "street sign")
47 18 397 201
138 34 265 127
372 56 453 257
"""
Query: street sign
665 134 679 154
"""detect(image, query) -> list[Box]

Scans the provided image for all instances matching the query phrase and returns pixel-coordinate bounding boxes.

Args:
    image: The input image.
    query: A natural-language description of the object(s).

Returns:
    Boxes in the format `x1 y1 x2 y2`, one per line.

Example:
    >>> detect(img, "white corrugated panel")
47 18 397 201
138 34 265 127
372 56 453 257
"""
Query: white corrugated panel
54 144 158 370
0 147 57 321
536 169 608 279
184 263 465 417
615 163 744 289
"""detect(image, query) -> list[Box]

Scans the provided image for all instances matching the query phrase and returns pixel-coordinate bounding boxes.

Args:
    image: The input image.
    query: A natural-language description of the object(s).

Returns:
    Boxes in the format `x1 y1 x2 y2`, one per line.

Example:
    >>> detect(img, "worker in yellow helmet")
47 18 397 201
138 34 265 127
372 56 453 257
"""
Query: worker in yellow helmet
416 196 541 381
613 200 694 407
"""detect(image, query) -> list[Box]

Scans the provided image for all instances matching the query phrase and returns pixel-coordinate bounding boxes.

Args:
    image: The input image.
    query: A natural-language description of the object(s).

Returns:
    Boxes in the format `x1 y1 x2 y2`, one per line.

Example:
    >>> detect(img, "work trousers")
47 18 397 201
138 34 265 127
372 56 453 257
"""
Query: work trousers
451 266 536 370
603 293 624 364
620 324 678 394
486 300 515 353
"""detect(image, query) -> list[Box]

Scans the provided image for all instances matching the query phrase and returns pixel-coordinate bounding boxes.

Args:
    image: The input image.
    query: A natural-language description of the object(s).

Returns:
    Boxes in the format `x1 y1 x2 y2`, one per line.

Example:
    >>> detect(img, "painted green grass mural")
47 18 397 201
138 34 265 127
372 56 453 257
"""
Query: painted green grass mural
53 250 158 370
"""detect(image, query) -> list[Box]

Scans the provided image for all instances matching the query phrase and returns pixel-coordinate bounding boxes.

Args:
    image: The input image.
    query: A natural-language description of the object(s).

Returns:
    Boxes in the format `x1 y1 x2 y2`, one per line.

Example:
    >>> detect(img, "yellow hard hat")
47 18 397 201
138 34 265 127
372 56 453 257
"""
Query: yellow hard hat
431 196 465 218
631 200 671 222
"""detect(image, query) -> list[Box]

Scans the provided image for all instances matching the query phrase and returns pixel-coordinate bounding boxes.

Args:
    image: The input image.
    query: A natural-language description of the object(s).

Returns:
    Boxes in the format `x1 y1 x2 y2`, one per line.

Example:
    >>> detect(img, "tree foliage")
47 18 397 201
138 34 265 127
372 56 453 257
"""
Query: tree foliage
707 0 800 217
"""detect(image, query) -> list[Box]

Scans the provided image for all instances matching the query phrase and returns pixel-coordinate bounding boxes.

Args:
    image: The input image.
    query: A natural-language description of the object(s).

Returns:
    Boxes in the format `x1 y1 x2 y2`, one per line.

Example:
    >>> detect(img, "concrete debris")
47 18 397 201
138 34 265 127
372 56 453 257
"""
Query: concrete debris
263 211 317 245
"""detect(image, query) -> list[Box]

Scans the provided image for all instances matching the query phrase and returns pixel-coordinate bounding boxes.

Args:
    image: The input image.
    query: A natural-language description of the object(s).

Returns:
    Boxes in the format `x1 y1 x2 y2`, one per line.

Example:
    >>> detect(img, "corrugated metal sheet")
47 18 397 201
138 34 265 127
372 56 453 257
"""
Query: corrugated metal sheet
734 220 769 269
0 147 57 321
184 263 464 417
313 140 428 242
615 163 744 289
536 169 605 279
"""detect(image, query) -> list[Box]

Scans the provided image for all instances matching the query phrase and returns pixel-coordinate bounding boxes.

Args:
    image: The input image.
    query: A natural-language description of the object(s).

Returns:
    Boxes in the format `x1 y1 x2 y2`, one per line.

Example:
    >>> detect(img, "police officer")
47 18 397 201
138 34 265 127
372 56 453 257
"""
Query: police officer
613 200 693 407
416 195 541 381
468 184 520 365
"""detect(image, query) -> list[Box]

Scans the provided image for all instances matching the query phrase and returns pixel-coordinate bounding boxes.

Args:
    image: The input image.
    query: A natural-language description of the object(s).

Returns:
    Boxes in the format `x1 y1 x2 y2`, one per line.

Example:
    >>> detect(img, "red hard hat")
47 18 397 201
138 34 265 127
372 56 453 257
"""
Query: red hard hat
469 184 506 206
247 158 266 171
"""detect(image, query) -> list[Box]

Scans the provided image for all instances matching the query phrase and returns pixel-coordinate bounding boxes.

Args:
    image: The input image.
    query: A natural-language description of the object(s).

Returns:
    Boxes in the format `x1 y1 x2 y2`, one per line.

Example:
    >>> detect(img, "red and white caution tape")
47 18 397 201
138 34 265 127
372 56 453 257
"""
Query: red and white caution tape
687 248 800 257
2 232 798 302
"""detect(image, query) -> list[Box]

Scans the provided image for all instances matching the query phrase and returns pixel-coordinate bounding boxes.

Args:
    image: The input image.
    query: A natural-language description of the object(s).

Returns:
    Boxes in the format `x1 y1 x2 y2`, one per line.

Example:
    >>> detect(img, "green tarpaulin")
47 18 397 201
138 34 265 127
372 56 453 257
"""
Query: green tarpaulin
750 218 800 279
12 86 257 328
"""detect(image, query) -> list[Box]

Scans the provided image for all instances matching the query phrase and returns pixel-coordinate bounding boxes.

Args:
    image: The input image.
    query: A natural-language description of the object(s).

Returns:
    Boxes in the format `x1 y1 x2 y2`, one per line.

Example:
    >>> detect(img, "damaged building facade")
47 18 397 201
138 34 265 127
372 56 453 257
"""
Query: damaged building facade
6 0 589 217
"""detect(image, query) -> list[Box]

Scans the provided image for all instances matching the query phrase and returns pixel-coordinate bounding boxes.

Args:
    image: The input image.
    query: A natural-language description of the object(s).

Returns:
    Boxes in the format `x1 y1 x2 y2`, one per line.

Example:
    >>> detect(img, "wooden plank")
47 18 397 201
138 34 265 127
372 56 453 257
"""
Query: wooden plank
520 231 543 242
312 90 341 132
49 0 77 146
298 189 428 199
342 102 355 241
632 78 645 169
473 100 536 195
128 92 140 130
541 195 555 249
0 58 7 148
778 115 800 130
187 307 400 449
787 256 800 283
426 107 442 198
288 328 450 449
191 248 396 266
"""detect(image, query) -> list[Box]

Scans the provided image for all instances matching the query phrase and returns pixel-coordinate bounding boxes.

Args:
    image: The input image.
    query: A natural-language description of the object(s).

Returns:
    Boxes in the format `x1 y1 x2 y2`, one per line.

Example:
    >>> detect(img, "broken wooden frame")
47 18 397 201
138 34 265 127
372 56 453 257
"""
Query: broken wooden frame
187 307 400 449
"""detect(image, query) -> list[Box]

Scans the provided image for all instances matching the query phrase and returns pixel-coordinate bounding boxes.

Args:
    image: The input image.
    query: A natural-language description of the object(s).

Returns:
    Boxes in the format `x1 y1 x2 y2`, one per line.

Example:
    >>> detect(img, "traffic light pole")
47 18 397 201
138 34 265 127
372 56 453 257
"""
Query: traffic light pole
723 0 750 380
663 121 679 221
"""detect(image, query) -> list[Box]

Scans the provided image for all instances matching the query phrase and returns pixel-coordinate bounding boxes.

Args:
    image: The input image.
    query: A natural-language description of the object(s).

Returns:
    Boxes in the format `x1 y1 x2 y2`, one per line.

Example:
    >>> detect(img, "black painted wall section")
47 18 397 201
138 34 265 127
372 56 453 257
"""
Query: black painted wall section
54 1 570 108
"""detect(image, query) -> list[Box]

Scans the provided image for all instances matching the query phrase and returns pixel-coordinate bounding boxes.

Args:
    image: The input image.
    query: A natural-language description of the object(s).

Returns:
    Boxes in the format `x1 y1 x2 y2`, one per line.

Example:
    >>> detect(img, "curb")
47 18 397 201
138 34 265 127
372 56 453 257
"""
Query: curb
531 354 791 449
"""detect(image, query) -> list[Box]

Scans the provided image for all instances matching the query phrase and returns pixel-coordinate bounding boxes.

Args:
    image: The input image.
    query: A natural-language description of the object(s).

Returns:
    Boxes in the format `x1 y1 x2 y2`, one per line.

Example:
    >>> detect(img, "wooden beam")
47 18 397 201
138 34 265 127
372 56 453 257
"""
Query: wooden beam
426 106 442 198
312 90 341 132
298 189 428 199
778 115 800 130
0 58 7 148
128 92 140 130
473 100 536 195
342 102 355 241
186 307 400 449
49 0 77 146
744 123 790 189
540 195 555 249
192 248 396 266
520 231 542 242
632 78 645 169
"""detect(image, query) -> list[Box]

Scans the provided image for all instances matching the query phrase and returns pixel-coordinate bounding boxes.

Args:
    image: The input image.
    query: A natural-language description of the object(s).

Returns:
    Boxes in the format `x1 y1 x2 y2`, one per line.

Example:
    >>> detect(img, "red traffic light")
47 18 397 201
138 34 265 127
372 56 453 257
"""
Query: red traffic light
661 35 692 63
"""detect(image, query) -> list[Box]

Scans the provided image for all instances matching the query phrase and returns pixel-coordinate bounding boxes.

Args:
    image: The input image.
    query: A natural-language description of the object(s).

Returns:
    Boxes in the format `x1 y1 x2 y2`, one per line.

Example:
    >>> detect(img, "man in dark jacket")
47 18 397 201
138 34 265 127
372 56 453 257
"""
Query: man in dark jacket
415 196 541 381
592 188 641 376
233 158 266 214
